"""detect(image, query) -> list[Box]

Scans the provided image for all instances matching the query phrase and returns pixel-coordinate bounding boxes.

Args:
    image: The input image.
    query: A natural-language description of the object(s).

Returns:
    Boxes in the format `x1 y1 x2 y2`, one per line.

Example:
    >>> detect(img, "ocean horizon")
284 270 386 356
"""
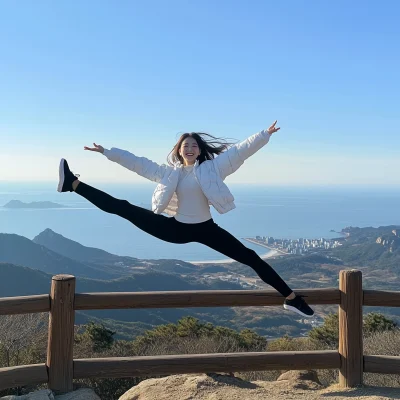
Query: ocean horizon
1 181 400 262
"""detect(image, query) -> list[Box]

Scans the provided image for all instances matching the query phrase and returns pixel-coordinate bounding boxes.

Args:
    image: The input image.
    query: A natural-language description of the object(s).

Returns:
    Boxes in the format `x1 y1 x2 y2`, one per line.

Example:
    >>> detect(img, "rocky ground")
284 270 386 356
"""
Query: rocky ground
3 372 399 400
119 371 400 400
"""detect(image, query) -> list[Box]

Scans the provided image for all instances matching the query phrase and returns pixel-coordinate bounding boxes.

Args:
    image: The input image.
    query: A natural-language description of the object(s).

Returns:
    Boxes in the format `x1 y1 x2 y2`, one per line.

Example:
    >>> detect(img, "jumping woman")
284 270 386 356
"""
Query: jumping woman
57 121 314 317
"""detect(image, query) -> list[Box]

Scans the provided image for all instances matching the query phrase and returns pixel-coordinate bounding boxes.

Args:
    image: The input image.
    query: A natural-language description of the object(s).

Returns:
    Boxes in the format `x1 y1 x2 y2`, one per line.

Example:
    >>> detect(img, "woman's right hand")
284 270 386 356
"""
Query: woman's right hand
84 143 104 154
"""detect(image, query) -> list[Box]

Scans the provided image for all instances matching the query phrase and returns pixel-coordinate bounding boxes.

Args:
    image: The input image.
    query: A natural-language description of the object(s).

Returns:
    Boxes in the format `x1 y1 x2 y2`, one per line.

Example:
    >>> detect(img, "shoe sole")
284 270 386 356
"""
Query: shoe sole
57 158 65 192
284 304 314 317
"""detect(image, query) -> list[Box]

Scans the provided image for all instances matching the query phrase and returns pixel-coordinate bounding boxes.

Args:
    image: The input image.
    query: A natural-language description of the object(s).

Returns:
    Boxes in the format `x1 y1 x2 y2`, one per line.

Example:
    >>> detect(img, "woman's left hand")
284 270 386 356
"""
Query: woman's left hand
267 120 280 134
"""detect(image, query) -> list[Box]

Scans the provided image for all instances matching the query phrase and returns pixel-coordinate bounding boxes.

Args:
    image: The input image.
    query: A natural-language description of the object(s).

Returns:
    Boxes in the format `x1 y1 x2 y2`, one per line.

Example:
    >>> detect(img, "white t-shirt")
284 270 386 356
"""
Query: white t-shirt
174 165 212 223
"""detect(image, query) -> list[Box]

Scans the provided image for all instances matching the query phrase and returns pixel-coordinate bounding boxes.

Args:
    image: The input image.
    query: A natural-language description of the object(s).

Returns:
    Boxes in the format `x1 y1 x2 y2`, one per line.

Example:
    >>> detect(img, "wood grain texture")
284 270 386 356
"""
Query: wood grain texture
46 274 75 394
0 364 48 391
0 294 49 315
75 288 340 310
363 290 400 307
364 355 400 374
74 351 340 379
339 270 363 388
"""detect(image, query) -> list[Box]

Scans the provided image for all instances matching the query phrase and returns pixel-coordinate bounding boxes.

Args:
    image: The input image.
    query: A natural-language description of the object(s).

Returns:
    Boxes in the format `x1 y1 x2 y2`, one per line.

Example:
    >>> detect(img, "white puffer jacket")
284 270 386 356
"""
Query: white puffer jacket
103 130 272 216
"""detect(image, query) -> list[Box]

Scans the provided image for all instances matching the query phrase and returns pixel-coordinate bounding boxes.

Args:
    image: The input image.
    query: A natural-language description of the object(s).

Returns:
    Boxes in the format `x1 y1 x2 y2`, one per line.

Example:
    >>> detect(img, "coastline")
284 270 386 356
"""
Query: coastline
242 237 289 255
189 250 278 265
189 237 288 265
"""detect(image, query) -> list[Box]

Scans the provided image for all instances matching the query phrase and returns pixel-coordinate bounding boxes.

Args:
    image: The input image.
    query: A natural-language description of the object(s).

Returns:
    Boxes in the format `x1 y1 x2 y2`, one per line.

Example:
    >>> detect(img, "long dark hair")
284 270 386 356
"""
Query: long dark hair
167 132 236 166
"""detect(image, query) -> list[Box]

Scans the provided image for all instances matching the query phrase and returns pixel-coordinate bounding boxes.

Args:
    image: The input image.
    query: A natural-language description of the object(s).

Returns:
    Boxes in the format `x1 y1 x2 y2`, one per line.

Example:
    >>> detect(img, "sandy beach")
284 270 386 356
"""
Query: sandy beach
189 239 281 265
243 238 289 255
189 251 278 265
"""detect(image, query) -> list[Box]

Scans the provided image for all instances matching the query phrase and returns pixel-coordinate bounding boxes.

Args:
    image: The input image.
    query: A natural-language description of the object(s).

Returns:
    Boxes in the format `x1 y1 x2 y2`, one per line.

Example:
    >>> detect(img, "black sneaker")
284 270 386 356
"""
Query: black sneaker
57 158 80 192
284 295 314 317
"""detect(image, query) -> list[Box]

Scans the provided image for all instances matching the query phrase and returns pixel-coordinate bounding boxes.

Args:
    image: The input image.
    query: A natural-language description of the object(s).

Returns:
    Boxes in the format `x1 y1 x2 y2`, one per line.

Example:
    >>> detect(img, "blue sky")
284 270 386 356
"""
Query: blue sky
0 0 399 185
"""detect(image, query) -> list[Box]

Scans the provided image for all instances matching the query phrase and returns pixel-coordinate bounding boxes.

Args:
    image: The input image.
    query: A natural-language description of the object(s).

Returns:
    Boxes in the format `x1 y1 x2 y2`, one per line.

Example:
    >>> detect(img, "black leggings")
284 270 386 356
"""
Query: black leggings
75 182 293 297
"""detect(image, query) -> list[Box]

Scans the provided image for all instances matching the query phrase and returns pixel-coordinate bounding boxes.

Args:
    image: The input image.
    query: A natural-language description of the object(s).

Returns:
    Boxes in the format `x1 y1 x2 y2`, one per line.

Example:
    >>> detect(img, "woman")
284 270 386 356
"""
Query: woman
57 121 314 317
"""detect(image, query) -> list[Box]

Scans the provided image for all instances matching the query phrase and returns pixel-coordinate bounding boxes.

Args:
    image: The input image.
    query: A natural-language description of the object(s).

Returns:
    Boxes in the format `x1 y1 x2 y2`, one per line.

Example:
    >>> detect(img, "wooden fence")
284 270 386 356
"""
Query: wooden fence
0 269 400 394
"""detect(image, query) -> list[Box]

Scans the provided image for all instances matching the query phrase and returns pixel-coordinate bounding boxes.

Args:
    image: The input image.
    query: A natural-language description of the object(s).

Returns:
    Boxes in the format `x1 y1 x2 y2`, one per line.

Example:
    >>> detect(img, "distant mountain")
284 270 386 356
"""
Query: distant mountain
0 263 52 296
0 262 310 340
224 253 344 283
3 200 66 209
139 258 203 274
0 262 241 298
192 265 229 274
341 225 400 244
33 228 201 275
0 262 249 338
33 228 139 266
3 224 400 340
331 225 400 268
0 233 117 279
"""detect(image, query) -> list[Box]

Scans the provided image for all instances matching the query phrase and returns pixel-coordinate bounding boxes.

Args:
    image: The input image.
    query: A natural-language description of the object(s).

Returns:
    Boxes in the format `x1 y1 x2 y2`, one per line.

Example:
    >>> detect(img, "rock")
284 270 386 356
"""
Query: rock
55 389 100 400
0 389 54 400
119 373 260 400
1 389 99 400
276 370 322 390
277 370 321 383
115 372 400 399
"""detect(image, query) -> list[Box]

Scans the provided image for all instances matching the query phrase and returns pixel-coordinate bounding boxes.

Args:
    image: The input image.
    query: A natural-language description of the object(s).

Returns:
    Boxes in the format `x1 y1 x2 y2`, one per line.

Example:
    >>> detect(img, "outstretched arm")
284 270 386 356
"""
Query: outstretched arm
215 121 280 180
84 143 168 183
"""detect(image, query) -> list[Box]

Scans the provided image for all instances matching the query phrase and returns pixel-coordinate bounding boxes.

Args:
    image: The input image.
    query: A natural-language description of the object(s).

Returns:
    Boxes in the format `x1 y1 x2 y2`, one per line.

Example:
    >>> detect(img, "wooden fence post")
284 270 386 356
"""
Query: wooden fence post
339 269 363 387
47 274 76 394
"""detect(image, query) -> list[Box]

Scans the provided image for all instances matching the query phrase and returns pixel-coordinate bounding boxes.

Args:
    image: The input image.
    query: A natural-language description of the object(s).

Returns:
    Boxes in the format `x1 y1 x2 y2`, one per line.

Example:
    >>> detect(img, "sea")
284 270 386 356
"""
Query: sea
1 181 400 262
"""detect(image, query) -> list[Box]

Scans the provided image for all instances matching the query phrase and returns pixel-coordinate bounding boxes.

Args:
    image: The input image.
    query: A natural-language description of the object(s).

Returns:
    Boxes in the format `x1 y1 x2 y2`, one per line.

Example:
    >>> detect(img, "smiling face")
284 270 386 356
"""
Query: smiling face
179 136 201 166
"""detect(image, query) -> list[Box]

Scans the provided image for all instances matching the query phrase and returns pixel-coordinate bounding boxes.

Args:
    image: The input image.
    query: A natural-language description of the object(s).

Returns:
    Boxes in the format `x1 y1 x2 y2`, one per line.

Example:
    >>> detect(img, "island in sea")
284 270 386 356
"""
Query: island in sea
2 200 67 209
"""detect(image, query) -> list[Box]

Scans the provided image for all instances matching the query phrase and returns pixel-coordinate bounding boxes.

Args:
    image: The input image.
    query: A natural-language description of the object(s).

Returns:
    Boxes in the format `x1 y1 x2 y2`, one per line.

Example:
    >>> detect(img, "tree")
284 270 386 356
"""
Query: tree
308 313 339 348
364 313 397 335
308 312 398 348
268 334 298 351
76 322 116 353
132 316 267 354
0 313 47 367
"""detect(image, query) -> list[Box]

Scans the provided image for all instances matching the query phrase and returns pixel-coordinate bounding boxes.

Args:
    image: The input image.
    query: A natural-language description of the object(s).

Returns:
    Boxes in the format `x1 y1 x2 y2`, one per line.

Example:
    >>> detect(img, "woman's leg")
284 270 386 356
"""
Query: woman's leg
58 158 187 243
193 221 293 297
74 181 187 243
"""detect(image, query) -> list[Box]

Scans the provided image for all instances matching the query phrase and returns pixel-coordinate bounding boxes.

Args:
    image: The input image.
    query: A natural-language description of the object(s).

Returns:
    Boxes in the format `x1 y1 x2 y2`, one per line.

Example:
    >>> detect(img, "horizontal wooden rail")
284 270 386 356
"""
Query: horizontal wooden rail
2 272 400 392
3 353 400 391
74 288 340 310
0 364 48 391
4 288 400 314
363 290 400 307
364 355 400 374
74 351 340 379
0 294 50 315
